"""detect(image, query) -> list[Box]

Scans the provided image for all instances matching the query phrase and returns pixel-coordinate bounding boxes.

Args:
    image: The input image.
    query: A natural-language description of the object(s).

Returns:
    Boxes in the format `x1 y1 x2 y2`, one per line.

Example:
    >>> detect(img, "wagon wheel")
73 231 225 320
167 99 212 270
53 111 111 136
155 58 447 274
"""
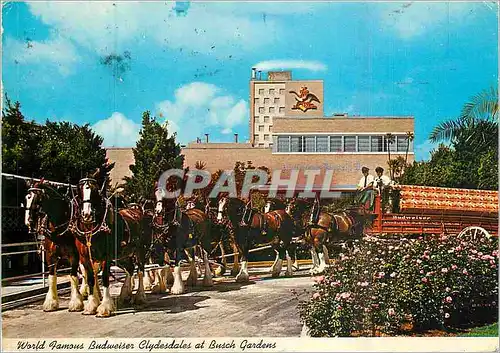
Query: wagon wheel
458 226 491 241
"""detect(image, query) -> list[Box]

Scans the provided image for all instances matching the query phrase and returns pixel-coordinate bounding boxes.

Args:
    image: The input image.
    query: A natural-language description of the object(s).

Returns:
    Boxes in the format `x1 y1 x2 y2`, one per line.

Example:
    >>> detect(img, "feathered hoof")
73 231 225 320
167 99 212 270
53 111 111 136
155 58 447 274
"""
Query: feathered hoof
96 301 116 318
170 283 185 295
151 284 162 294
82 295 99 315
132 292 147 306
235 273 249 283
42 298 59 312
68 297 84 312
186 276 197 287
202 277 213 287
284 270 293 277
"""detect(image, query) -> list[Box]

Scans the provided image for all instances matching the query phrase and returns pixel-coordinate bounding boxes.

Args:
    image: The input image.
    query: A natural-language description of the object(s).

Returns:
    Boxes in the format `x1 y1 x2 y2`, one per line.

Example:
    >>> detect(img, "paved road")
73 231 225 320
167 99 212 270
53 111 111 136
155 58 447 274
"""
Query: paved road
2 270 313 338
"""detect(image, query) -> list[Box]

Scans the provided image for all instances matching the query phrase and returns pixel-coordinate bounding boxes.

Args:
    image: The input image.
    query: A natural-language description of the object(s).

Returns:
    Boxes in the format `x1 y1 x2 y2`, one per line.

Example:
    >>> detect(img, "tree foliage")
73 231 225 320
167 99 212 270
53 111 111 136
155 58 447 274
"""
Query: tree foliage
123 111 184 202
401 87 498 190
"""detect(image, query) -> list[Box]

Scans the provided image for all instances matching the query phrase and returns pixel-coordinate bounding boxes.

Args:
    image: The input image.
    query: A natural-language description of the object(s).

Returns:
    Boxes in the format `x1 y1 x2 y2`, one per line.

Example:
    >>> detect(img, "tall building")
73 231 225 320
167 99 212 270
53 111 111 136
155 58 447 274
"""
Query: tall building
250 69 324 148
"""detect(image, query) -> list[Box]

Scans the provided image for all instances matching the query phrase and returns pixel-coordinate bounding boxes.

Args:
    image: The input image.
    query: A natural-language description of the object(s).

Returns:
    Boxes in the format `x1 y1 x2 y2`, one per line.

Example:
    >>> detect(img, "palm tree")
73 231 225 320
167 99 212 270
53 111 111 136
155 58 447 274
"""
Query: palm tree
404 131 415 166
385 133 395 179
429 86 498 149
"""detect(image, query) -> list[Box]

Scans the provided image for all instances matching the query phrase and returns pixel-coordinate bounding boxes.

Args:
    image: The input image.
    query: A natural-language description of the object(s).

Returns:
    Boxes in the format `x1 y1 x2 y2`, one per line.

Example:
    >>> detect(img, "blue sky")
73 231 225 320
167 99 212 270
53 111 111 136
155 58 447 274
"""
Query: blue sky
2 1 498 160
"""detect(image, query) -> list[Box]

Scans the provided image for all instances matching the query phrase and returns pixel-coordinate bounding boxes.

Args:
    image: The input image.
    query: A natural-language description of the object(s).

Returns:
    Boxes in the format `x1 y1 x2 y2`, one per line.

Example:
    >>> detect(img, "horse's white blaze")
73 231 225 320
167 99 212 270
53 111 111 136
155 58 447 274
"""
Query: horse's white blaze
133 271 147 305
202 249 213 287
264 201 271 213
217 198 226 221
68 275 84 312
170 266 185 294
82 183 92 218
96 286 115 317
285 204 292 215
42 275 59 312
24 192 34 227
235 261 250 282
154 201 163 215
186 201 195 210
118 272 133 303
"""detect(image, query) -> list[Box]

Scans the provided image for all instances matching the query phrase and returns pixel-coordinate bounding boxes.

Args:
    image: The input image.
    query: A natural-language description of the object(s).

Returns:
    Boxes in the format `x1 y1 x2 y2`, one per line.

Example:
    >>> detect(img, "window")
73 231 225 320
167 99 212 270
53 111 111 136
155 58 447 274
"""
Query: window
264 134 269 141
371 136 383 152
269 143 273 148
384 136 397 152
264 116 270 123
269 107 275 113
344 136 356 152
279 88 285 94
258 125 264 132
258 107 264 113
304 136 315 152
274 98 280 104
290 136 303 152
358 136 370 152
258 144 265 148
258 88 264 95
264 98 270 104
397 136 408 152
254 116 259 123
269 89 275 95
330 136 342 152
255 135 259 141
254 98 259 104
277 136 289 152
279 107 285 113
316 136 328 152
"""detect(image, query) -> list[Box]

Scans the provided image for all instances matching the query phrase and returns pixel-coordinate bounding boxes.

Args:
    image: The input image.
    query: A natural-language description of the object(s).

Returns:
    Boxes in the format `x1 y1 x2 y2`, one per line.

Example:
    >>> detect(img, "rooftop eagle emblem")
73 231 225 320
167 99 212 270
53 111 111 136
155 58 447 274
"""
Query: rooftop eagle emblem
289 87 321 112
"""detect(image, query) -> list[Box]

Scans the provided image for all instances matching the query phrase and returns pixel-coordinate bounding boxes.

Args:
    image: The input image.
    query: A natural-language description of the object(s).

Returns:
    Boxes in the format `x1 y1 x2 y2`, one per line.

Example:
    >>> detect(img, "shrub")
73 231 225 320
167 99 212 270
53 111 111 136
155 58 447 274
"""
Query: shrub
298 233 498 336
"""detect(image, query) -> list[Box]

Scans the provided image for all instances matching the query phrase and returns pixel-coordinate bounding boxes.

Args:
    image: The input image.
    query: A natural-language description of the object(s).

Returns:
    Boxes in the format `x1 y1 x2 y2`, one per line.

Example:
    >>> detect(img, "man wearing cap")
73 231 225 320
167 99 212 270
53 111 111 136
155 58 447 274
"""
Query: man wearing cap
356 166 375 211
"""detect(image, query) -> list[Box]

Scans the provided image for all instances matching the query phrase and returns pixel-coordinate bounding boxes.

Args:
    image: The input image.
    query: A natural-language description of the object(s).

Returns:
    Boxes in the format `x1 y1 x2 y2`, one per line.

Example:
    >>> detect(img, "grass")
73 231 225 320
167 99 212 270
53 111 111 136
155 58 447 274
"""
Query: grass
460 323 498 337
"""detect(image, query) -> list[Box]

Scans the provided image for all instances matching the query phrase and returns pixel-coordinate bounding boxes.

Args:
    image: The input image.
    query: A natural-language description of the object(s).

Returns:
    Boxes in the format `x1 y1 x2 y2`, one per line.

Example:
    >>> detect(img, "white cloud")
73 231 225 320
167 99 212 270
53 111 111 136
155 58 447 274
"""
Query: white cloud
156 82 248 144
4 36 79 76
254 60 327 72
91 112 140 147
27 2 280 56
380 2 479 39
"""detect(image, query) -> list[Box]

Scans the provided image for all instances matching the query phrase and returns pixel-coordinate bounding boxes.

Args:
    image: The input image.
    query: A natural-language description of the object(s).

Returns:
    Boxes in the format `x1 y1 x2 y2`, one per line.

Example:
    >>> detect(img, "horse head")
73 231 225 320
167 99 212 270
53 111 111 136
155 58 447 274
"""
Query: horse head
24 181 46 233
78 177 101 223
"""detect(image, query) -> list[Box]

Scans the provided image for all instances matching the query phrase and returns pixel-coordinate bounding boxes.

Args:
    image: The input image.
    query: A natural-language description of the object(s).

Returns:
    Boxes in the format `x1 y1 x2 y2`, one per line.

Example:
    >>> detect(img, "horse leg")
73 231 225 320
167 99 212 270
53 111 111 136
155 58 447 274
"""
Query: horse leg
68 246 84 312
163 251 174 287
269 249 281 276
170 249 186 295
42 241 60 312
186 248 198 287
96 260 116 317
118 258 134 307
93 261 103 301
285 248 294 277
230 236 240 277
271 247 284 278
79 263 89 299
322 244 330 267
133 244 148 305
235 229 250 282
214 241 227 277
82 258 100 315
201 241 214 286
309 247 320 275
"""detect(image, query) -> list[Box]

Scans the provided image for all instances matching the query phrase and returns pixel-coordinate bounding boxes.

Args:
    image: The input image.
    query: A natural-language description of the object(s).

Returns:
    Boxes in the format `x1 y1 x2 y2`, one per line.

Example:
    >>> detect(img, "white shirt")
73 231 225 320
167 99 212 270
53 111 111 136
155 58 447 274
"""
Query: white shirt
373 174 392 191
357 174 375 190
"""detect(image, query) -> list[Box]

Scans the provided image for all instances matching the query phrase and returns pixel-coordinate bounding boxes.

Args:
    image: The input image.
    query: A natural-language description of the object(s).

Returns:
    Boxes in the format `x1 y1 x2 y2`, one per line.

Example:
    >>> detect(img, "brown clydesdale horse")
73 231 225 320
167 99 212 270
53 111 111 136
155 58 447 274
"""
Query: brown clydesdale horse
286 196 365 274
23 180 85 312
71 176 151 317
153 188 213 294
234 199 296 281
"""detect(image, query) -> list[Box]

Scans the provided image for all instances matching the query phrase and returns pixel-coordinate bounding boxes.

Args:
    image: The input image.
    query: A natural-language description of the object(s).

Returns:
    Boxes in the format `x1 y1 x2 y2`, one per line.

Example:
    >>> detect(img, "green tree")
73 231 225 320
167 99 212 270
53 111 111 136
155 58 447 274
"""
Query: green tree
38 121 109 184
123 111 184 202
2 97 43 177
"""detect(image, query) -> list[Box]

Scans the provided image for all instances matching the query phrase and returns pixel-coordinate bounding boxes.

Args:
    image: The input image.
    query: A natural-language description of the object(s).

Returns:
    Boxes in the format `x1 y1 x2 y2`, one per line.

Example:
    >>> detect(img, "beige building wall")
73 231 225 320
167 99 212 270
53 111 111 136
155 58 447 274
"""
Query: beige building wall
106 148 134 186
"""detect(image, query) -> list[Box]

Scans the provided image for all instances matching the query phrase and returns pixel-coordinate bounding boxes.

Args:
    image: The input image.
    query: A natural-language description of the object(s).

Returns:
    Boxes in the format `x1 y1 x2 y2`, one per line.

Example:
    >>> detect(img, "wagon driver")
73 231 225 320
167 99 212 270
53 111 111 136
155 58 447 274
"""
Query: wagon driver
356 166 375 211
